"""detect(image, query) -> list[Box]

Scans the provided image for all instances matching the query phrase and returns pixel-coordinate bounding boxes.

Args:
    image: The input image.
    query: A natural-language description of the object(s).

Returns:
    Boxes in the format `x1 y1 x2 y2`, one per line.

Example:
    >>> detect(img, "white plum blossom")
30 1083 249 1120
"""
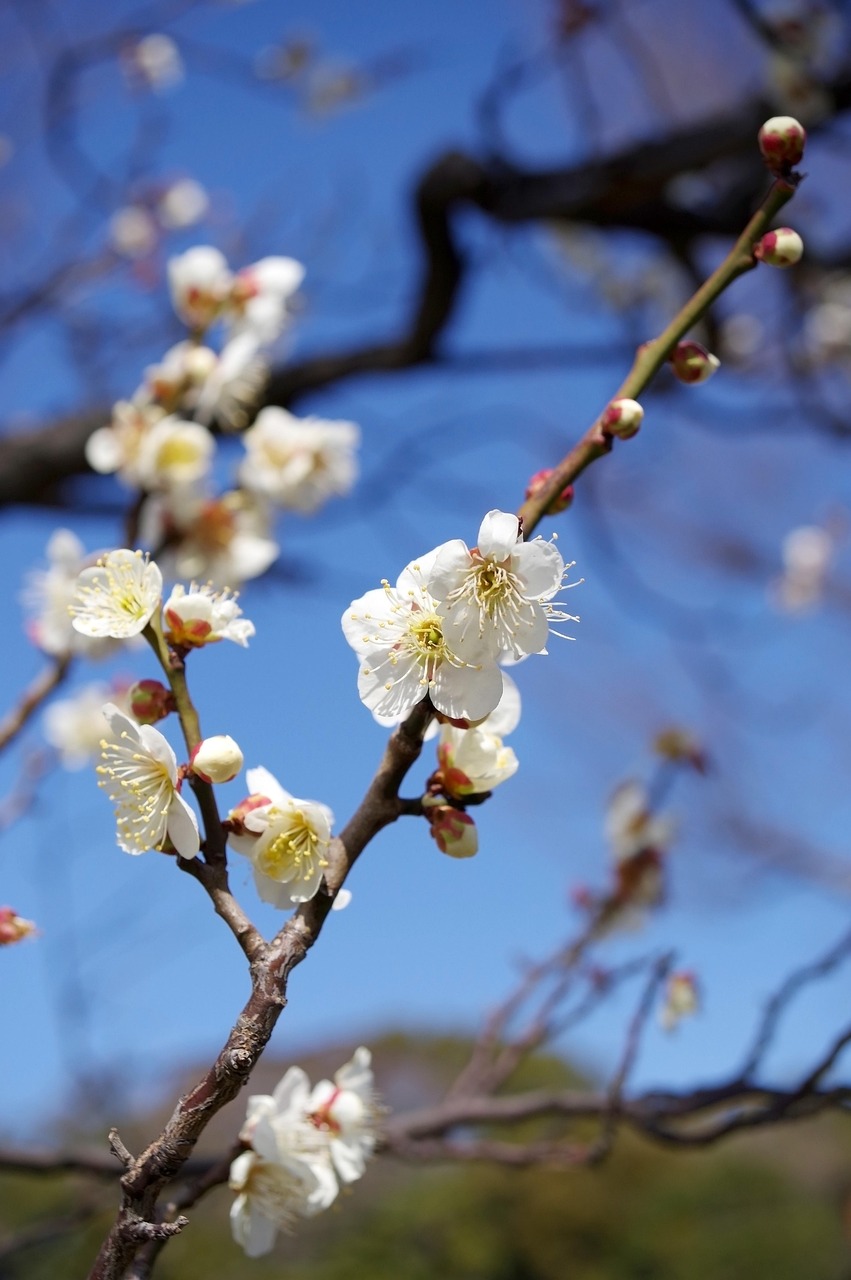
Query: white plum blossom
239 406 359 512
231 1048 377 1255
129 33 184 92
424 669 522 740
23 529 113 659
230 1117 329 1257
605 781 676 863
228 766 334 907
97 704 199 858
133 416 215 490
163 582 254 647
43 682 129 769
229 256 305 343
192 332 269 429
109 205 158 258
168 245 233 330
773 523 834 613
157 178 209 229
659 971 700 1032
139 489 278 587
428 510 573 661
71 549 162 640
86 400 165 484
342 549 503 726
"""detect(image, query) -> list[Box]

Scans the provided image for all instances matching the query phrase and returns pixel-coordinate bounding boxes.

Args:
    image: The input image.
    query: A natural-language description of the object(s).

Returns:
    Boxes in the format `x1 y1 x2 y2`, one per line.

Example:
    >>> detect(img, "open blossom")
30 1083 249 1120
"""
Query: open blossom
342 549 503 725
228 766 334 907
23 529 113 658
773 523 833 613
428 510 572 661
71 549 162 640
239 406 360 512
157 178 209 229
139 489 278 587
133 416 215 490
86 399 166 484
163 582 254 647
97 704 199 858
231 1048 376 1256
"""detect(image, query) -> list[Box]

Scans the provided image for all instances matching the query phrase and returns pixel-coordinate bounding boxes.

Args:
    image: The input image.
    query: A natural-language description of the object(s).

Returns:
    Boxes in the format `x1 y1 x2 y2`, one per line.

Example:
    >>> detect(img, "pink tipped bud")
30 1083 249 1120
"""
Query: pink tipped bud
525 468 574 514
425 803 478 859
755 227 804 268
190 734 244 784
0 907 37 945
669 340 720 385
758 116 806 171
226 792 271 836
129 678 175 725
601 398 644 439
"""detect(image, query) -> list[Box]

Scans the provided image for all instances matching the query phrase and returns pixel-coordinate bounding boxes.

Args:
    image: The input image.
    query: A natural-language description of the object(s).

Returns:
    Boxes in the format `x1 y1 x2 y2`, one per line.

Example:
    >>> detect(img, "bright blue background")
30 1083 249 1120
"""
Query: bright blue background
1 0 850 1140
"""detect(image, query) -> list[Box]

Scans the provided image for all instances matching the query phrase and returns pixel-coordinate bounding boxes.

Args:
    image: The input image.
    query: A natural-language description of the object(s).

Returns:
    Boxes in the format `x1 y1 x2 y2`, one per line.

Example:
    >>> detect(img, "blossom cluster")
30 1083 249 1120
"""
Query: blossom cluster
230 1048 377 1256
80 244 359 589
342 509 576 726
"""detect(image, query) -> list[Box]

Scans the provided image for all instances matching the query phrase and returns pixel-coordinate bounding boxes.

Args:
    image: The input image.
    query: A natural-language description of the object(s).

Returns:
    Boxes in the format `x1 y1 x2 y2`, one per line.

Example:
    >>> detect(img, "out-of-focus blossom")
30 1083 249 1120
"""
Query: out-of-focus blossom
23 530 112 659
71 550 162 640
773 523 834 613
606 781 676 863
659 971 700 1032
157 178 209 229
239 407 359 512
43 681 131 769
140 490 279 587
97 704 199 858
132 416 215 491
126 34 185 93
86 399 166 486
109 206 158 258
229 256 305 344
228 766 334 907
168 246 233 330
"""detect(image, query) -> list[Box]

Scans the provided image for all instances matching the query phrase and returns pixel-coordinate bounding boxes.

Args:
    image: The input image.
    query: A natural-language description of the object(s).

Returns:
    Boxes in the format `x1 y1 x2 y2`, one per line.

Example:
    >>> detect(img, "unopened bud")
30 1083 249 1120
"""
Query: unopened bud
755 227 804 268
0 907 37 945
190 734 244 784
426 804 478 859
669 340 720 385
226 791 271 835
758 116 806 171
653 727 708 774
601 398 644 439
659 970 700 1031
129 678 175 724
525 468 574 513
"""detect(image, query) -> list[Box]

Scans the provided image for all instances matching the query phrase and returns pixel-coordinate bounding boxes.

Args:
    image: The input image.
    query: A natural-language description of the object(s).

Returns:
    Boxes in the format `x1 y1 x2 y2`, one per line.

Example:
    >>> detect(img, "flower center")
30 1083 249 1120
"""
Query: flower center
256 811 328 882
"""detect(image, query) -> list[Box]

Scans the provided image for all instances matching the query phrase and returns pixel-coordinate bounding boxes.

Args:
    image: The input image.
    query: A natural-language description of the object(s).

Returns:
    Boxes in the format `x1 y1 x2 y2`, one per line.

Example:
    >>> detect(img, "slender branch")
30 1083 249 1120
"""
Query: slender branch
0 654 71 754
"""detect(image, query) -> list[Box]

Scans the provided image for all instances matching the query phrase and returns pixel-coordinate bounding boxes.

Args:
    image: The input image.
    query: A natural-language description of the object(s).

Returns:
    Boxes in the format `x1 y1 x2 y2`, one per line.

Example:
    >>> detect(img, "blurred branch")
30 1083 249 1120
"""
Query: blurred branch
0 655 70 754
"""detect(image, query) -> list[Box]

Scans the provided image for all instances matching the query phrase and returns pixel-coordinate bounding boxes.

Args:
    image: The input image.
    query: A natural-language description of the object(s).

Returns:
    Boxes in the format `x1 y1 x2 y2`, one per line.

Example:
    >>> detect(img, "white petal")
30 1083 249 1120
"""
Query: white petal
426 539 472 603
167 793 200 859
245 766 292 806
477 510 520 560
432 660 503 721
513 539 564 598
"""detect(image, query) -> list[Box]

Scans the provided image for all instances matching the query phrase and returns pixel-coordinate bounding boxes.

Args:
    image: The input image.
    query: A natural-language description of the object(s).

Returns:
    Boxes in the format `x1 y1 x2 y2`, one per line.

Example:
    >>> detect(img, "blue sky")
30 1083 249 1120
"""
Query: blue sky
1 0 850 1142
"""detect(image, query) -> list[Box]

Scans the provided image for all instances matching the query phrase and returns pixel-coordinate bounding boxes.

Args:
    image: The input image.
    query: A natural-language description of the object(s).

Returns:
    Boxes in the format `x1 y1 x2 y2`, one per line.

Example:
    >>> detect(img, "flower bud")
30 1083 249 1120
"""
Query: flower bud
669 340 720 385
183 345 218 383
190 734 244 784
601 398 644 439
653 727 708 774
129 678 175 725
524 468 574 514
0 907 37 945
758 116 806 171
426 804 478 859
755 227 804 268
